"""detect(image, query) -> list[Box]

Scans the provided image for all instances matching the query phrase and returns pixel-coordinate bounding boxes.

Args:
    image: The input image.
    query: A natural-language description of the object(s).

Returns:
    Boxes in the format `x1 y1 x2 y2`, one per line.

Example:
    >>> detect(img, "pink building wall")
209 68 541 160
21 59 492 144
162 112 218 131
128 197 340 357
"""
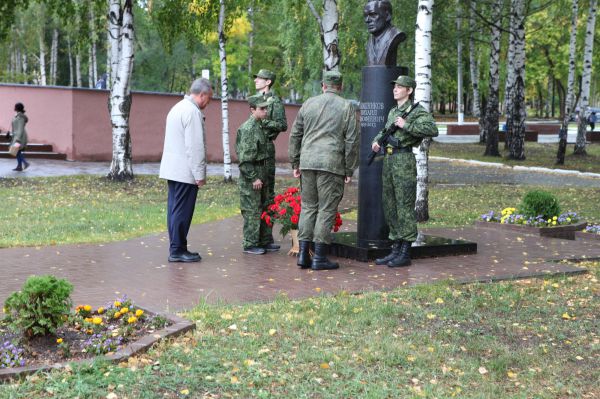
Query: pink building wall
0 84 300 162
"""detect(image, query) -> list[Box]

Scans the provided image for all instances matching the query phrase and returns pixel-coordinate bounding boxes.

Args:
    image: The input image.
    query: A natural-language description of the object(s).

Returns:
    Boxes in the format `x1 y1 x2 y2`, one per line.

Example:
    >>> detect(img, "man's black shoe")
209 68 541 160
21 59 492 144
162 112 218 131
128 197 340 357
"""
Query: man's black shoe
243 246 266 255
185 250 200 257
168 252 201 263
12 166 22 171
23 162 30 170
263 243 280 252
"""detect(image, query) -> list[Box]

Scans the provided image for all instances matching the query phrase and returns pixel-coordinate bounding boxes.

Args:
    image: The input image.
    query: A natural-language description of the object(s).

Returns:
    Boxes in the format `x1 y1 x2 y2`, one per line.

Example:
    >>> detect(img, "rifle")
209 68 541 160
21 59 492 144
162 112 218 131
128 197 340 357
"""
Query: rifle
367 101 421 166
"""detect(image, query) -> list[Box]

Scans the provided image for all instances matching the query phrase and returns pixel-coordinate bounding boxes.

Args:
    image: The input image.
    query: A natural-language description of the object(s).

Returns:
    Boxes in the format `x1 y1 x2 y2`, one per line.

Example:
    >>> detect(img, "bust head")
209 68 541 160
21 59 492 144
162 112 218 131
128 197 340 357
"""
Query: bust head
363 0 392 37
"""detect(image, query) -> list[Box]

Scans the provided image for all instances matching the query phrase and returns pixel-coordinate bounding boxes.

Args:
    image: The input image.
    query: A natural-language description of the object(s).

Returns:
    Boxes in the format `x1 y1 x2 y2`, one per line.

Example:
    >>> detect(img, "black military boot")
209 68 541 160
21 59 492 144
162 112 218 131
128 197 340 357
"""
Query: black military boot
375 241 401 265
297 240 312 269
311 243 339 270
388 240 412 267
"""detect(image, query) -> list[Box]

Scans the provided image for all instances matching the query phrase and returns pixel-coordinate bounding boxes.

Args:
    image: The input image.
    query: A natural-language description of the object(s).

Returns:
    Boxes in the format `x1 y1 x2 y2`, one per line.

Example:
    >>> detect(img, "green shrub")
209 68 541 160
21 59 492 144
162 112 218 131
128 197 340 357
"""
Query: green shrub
518 190 561 219
4 275 73 338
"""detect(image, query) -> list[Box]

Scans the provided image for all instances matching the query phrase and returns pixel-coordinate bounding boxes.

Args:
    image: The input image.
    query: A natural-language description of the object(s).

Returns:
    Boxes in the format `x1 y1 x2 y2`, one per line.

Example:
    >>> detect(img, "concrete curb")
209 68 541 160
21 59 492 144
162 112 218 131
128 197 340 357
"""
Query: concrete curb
430 156 600 179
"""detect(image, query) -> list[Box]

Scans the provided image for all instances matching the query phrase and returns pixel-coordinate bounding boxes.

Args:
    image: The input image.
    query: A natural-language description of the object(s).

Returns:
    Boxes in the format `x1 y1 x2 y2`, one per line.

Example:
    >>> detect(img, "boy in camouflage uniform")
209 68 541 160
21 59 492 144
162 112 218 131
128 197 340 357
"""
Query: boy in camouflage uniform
289 71 359 270
254 69 288 252
236 96 272 255
371 75 438 267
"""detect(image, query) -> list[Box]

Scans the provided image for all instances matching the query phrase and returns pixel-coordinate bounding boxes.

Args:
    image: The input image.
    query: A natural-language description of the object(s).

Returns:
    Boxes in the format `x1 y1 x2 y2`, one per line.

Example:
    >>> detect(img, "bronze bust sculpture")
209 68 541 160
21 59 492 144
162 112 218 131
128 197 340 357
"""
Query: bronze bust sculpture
363 0 406 66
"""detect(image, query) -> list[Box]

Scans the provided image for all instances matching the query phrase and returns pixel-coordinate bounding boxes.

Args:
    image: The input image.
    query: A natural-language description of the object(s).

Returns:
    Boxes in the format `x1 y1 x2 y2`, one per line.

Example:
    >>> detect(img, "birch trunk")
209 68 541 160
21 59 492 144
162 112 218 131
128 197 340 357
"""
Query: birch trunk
107 0 135 180
88 46 94 87
248 2 254 84
574 0 597 155
557 0 579 164
504 3 517 149
456 0 464 124
22 53 28 83
306 0 340 71
414 0 434 223
219 0 233 182
67 35 74 87
508 0 526 160
38 15 47 86
483 0 503 156
90 5 98 85
50 28 58 85
468 0 480 117
76 52 82 87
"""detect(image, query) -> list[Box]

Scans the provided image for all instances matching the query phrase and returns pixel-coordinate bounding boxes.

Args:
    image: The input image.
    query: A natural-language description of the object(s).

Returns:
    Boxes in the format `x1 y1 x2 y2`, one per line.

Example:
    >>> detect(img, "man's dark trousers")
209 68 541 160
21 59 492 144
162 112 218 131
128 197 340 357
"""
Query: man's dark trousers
167 180 198 255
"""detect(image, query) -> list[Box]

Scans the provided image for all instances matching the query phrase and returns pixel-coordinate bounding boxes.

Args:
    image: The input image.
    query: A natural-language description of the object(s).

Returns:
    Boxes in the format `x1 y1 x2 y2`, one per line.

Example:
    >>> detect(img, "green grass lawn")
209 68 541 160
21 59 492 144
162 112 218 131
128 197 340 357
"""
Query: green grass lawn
429 142 600 174
0 175 598 398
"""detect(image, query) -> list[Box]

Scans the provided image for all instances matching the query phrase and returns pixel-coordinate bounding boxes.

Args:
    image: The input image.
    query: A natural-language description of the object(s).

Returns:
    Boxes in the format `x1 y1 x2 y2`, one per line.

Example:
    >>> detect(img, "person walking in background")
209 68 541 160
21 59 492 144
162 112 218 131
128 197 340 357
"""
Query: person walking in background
159 78 213 263
254 69 288 252
236 96 272 255
588 111 596 131
371 75 438 268
289 71 359 271
10 102 29 172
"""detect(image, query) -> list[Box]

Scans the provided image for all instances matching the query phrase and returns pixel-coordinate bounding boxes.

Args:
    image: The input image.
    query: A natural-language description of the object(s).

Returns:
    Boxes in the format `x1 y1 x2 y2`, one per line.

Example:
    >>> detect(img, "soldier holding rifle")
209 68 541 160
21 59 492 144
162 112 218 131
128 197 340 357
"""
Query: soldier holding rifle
371 75 438 267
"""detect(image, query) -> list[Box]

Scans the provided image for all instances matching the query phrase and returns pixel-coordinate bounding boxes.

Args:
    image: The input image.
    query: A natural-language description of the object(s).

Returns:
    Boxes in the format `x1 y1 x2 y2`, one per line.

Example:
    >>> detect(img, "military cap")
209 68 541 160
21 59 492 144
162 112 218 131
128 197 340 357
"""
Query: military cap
323 70 343 86
247 95 270 108
253 69 276 82
391 75 416 88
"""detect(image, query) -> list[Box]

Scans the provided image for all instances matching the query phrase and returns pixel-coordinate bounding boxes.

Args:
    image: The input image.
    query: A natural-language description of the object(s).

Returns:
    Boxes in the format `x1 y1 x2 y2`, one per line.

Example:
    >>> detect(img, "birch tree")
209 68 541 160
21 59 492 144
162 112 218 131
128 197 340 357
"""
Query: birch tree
49 26 58 85
468 0 481 117
414 0 434 222
306 0 340 71
37 4 47 85
107 0 135 180
574 0 597 155
507 0 526 160
218 0 233 182
483 0 503 157
456 0 464 124
557 0 578 164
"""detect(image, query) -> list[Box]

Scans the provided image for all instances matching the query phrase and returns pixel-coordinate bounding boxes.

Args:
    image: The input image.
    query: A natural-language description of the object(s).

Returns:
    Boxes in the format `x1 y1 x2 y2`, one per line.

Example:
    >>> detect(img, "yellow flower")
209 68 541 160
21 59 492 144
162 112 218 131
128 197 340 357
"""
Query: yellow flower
120 307 129 314
84 317 93 323
97 307 105 314
552 221 557 226
135 309 144 317
114 311 122 319
114 301 122 307
553 216 558 221
83 305 92 312
128 316 138 324
86 329 93 335
92 317 102 325
56 338 63 344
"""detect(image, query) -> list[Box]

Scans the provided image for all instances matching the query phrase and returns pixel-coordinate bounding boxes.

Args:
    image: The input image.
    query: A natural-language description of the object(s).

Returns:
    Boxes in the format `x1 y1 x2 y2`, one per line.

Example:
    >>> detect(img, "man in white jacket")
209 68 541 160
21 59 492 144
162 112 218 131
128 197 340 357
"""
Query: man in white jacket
159 78 213 262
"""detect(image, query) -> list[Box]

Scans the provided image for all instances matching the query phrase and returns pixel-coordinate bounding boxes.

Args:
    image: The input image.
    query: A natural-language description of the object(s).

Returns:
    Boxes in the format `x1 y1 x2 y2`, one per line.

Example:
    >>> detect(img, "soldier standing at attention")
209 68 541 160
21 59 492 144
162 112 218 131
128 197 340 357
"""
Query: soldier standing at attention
289 71 359 270
371 75 438 267
236 96 272 255
254 69 288 252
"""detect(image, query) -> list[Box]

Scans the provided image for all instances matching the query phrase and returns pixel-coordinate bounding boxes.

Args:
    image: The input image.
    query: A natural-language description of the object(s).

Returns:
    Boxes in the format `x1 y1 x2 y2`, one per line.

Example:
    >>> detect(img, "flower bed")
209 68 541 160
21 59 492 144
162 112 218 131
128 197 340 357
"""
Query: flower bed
0 297 193 380
575 224 600 241
477 208 586 240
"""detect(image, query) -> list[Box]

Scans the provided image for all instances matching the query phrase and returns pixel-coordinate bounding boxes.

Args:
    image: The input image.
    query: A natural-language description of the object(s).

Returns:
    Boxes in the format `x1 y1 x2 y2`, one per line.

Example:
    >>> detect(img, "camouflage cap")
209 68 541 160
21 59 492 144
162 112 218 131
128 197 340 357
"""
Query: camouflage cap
391 75 416 88
323 70 343 86
253 69 276 82
248 95 270 108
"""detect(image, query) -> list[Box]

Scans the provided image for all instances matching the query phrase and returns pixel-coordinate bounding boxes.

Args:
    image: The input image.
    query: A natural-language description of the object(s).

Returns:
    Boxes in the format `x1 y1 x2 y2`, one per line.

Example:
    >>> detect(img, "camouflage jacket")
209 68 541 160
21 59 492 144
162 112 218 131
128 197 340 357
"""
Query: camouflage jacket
258 91 288 141
289 89 359 177
236 116 269 181
373 100 438 148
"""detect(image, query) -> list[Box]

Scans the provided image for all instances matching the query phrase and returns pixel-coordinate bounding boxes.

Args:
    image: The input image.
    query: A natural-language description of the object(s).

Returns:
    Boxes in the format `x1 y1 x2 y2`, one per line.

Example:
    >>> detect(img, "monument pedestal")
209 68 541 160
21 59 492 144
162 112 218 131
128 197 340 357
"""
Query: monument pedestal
329 65 477 260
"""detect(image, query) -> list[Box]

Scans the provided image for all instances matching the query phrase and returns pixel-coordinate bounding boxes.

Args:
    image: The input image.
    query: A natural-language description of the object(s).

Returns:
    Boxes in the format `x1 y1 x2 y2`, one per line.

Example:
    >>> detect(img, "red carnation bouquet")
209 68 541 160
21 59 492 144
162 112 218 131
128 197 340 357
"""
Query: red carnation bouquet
261 187 343 237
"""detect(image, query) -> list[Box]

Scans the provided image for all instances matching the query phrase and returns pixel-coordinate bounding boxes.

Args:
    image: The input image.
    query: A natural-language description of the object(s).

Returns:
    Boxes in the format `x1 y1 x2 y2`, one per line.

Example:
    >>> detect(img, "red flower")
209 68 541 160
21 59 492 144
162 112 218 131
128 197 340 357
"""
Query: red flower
264 214 271 226
279 208 287 216
290 215 299 224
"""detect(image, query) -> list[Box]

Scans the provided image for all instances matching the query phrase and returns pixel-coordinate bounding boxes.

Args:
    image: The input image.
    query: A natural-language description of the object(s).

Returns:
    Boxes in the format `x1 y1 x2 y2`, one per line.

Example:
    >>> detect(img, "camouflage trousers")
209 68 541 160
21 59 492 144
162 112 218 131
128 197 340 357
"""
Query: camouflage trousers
382 152 418 242
239 164 272 248
265 142 276 243
298 169 344 245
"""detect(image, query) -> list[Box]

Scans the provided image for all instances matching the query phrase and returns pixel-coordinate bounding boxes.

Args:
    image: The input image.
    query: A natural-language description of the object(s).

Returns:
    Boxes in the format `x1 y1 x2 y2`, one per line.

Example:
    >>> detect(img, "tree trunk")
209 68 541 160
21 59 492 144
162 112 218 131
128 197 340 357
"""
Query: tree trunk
414 0 434 223
307 0 340 71
49 28 58 85
107 0 135 180
504 2 517 149
219 0 233 182
90 5 98 85
76 52 82 87
574 0 597 155
483 0 503 157
468 0 481 117
557 0 579 165
247 2 254 88
38 13 47 86
67 35 74 87
508 0 526 160
456 0 464 123
88 45 94 87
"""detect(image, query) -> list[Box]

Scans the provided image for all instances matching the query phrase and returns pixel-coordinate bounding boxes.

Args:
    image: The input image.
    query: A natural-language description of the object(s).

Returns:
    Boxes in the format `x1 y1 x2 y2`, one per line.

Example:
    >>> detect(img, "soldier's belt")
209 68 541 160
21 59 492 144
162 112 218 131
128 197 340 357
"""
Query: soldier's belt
385 146 412 155
254 159 268 166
